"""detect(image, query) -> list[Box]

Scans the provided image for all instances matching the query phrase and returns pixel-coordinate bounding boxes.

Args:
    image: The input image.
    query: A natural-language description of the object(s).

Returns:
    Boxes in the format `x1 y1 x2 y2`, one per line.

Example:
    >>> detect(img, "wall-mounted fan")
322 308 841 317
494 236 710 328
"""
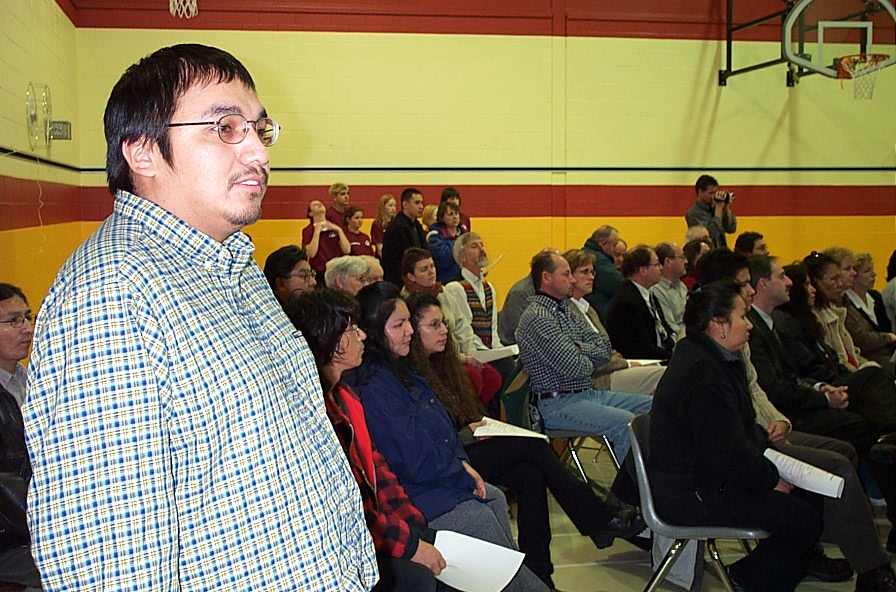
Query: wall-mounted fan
25 82 52 150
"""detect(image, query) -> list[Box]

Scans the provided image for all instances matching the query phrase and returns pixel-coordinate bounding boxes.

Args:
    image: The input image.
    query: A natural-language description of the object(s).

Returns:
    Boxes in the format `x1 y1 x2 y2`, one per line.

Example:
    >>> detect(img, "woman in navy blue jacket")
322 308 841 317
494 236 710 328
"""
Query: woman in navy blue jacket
346 282 548 592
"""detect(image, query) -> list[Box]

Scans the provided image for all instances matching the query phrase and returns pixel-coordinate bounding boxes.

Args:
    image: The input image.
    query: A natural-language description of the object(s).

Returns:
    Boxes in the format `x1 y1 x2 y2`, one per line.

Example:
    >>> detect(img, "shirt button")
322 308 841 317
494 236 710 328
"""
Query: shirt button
430 398 435 404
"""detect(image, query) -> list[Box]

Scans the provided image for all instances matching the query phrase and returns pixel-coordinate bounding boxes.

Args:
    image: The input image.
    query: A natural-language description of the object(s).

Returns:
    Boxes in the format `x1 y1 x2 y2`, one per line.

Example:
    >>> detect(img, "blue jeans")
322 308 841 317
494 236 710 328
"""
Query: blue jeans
537 388 653 459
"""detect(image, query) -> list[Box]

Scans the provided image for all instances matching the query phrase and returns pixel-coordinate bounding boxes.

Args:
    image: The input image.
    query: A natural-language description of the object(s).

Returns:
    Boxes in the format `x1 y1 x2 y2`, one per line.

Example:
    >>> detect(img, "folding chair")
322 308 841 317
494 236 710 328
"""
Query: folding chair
628 414 769 592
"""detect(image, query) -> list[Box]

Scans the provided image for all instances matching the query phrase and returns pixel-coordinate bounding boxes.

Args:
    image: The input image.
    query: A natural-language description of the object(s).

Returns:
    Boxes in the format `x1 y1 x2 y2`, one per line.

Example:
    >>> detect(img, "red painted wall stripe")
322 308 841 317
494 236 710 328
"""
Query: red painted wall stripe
57 0 895 42
0 176 81 231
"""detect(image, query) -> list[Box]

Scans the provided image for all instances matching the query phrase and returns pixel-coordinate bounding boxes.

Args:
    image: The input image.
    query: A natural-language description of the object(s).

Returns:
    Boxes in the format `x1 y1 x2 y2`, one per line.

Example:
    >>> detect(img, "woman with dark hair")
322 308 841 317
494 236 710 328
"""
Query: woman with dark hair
681 237 712 291
649 280 823 592
804 251 868 371
344 206 376 257
406 293 645 590
346 282 550 592
426 202 465 285
284 289 444 592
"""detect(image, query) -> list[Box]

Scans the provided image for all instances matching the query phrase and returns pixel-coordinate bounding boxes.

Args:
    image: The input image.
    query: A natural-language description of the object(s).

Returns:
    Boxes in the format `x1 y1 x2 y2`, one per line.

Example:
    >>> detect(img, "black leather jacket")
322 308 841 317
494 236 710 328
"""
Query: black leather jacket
0 384 31 550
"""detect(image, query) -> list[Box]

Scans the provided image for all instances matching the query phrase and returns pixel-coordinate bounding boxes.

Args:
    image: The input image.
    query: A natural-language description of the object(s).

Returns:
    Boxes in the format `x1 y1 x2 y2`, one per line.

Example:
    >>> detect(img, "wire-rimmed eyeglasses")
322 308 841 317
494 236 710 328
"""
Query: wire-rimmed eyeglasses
0 314 35 329
167 113 280 147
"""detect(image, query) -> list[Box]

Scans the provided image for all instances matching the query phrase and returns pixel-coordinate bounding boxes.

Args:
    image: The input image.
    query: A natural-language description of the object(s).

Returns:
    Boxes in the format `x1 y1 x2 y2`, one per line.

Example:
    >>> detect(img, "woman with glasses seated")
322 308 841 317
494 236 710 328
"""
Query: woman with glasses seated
284 288 443 592
649 280 822 592
405 292 645 590
346 282 550 592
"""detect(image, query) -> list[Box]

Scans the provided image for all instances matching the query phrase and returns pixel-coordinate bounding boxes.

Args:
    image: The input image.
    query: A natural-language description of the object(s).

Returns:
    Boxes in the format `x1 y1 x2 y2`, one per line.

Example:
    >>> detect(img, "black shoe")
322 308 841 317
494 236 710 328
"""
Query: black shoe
803 545 853 583
725 566 746 592
870 433 896 464
590 508 646 549
887 529 895 554
855 563 896 592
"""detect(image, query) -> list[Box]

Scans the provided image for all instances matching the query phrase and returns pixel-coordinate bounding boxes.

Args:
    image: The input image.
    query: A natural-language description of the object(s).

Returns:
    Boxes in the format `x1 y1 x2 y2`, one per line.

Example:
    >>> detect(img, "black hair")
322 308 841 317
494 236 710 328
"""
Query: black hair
400 188 422 203
284 288 359 393
104 44 256 196
354 281 414 386
683 279 742 335
734 231 763 255
695 248 748 287
263 245 308 292
343 206 363 225
803 251 840 308
0 284 27 305
695 174 719 194
778 263 824 342
436 201 460 225
440 187 460 203
745 255 776 289
886 249 896 282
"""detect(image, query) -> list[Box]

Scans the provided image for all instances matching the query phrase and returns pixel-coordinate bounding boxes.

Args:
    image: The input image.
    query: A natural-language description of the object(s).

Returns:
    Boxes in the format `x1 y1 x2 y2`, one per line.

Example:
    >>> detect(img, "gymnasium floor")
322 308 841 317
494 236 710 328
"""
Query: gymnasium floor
520 441 894 592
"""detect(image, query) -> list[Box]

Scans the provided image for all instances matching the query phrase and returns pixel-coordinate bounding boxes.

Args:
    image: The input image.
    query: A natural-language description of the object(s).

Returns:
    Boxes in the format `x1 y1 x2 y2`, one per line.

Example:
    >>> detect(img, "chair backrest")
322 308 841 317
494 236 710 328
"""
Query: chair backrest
500 360 544 433
628 414 676 538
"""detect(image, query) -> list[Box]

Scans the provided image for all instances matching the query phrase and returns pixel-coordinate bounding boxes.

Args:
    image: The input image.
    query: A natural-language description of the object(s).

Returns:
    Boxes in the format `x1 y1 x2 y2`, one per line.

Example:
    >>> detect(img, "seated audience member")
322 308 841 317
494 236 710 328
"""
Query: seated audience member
0 284 43 590
443 233 503 352
649 280 821 592
382 188 427 286
681 237 712 291
406 293 645 589
650 242 688 338
344 206 375 257
361 256 384 284
303 199 351 284
696 250 892 584
563 249 665 395
612 238 627 272
516 251 653 459
285 289 443 592
684 174 737 248
684 224 711 244
400 248 501 406
582 225 624 322
805 250 871 372
498 248 558 346
441 187 470 233
264 245 317 304
882 249 896 329
734 231 770 256
347 283 549 592
325 256 372 296
426 201 465 285
326 182 351 229
605 246 676 361
371 194 397 258
843 252 896 371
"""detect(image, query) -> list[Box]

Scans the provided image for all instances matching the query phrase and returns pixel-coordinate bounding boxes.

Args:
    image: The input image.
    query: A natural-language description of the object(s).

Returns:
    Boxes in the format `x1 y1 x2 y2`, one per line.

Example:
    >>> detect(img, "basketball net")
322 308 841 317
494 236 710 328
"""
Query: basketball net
170 0 198 19
838 54 890 99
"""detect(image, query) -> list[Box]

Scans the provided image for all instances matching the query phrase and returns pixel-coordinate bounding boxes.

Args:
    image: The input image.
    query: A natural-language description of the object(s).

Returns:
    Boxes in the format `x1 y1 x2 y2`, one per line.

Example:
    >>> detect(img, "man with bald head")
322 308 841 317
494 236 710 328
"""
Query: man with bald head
582 225 624 322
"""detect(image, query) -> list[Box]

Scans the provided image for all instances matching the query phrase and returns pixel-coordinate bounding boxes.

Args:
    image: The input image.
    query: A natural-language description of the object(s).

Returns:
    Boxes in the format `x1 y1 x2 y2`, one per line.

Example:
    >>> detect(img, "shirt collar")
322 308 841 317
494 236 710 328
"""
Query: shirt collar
0 362 27 406
632 280 652 304
115 190 256 281
461 267 482 285
752 304 774 331
570 296 590 315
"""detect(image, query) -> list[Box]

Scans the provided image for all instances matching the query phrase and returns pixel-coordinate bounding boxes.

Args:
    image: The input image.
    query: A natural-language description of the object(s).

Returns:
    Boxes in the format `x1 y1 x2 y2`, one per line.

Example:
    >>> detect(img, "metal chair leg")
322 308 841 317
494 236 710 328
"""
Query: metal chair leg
706 539 738 592
566 439 589 483
643 538 687 592
602 435 621 469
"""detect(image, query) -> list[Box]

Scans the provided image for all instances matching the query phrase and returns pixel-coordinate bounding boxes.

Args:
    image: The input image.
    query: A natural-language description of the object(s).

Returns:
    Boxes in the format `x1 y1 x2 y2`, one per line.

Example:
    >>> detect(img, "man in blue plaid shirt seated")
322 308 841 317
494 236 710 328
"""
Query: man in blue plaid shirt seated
516 251 653 460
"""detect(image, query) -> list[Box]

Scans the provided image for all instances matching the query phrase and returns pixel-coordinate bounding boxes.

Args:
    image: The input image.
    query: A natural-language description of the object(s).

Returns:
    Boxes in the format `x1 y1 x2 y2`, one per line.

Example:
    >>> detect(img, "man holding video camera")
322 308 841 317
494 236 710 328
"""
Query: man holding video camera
685 174 737 249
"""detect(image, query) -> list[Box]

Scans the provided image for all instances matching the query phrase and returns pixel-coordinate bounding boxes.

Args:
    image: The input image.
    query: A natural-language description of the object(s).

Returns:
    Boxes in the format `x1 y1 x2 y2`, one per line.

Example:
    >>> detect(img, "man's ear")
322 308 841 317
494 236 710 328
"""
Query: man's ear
121 137 161 181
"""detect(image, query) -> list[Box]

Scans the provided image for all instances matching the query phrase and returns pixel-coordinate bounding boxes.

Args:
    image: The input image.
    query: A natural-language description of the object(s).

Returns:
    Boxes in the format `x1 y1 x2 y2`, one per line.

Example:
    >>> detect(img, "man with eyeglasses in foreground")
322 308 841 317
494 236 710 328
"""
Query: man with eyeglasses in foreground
0 284 42 590
24 44 376 591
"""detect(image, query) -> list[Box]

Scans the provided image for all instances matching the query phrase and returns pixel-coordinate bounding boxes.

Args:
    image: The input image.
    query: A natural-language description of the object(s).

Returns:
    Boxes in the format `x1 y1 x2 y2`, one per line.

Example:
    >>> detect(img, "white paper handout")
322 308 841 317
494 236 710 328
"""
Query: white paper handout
433 530 525 592
627 359 663 366
763 448 844 498
473 418 549 442
471 344 519 364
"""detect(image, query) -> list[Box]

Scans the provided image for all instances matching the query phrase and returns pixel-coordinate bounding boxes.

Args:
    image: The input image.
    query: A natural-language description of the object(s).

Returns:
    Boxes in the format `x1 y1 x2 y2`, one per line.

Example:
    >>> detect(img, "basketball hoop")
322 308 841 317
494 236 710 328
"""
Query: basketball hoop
838 53 890 99
170 0 198 18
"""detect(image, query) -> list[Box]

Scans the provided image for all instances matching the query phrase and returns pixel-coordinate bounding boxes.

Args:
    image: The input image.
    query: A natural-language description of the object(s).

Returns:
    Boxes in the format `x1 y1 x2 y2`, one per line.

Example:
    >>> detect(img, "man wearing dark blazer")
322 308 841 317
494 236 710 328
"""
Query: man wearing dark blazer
381 188 427 286
0 283 42 590
605 246 675 361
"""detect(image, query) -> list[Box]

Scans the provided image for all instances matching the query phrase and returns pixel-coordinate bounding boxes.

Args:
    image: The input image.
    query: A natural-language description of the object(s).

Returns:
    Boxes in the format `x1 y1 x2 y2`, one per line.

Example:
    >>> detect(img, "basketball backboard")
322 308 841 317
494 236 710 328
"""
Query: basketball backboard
783 0 896 79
